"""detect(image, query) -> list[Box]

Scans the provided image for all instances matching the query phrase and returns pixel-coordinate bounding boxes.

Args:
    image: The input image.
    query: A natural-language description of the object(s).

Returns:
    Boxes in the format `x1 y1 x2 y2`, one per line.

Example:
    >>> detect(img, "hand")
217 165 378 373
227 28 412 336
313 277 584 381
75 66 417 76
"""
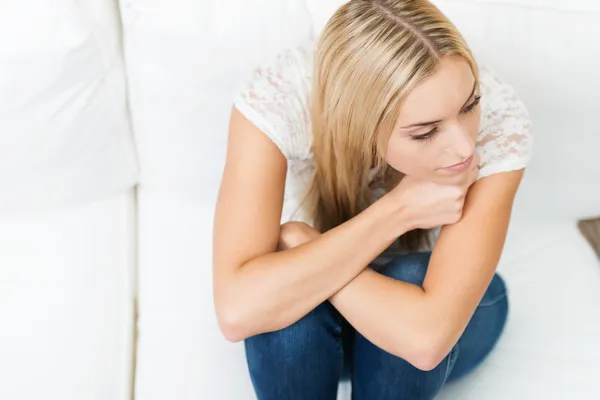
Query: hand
387 154 480 230
278 221 321 251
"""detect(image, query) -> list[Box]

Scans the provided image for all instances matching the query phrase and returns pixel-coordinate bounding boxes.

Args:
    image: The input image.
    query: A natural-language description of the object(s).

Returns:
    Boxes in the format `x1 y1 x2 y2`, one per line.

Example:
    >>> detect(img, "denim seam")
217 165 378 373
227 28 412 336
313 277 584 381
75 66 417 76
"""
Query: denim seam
477 291 508 307
444 344 460 382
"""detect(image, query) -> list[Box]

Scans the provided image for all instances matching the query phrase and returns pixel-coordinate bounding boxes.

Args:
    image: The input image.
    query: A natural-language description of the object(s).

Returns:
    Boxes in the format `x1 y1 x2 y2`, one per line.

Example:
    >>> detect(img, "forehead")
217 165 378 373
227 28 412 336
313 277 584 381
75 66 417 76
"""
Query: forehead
397 56 475 123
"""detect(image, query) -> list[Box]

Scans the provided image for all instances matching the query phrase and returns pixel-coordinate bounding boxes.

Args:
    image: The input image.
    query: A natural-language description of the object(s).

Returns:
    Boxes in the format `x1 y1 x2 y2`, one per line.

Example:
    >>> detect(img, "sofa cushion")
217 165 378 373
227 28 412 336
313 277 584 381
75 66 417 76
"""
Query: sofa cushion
123 2 315 399
438 221 600 400
0 0 138 215
0 191 135 400
120 0 313 197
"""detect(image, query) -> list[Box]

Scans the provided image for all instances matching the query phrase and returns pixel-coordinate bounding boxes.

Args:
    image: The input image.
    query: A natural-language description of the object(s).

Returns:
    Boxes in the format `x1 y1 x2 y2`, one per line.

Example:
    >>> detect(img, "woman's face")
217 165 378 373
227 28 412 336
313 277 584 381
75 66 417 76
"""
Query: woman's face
385 56 481 185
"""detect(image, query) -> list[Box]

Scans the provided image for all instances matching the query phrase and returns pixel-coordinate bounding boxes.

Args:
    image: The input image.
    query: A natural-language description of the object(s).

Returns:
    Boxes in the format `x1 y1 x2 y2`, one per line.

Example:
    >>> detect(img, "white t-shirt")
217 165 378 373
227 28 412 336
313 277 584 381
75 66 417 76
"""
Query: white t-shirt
233 40 533 226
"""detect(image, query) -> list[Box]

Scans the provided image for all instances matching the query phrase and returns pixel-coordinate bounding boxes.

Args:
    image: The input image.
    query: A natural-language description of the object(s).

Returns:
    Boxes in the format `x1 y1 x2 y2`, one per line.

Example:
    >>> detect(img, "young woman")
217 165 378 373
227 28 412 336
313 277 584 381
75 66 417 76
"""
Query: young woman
213 0 533 398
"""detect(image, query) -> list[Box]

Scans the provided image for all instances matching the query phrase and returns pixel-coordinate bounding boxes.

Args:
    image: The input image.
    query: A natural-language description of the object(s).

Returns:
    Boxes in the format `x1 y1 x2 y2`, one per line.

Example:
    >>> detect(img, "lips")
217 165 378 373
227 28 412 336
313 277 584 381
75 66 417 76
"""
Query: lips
441 155 473 172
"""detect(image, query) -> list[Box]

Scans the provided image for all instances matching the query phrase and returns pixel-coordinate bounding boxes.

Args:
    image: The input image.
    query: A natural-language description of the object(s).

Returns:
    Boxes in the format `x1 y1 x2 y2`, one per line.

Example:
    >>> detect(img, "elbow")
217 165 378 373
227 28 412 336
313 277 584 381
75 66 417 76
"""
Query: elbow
219 319 247 343
402 332 454 372
410 348 449 372
215 303 253 343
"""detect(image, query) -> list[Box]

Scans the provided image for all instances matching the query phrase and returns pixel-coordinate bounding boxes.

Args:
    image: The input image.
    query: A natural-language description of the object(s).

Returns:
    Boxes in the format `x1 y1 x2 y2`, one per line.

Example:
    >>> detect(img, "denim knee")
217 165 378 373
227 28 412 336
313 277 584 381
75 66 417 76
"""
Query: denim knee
479 273 508 307
244 302 344 399
244 301 342 356
378 252 431 287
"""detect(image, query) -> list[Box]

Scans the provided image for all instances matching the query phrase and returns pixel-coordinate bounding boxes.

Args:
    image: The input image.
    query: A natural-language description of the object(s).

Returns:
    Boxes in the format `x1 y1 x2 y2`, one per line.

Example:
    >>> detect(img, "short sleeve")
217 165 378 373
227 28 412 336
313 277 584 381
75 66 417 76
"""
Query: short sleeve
233 45 313 160
476 66 534 179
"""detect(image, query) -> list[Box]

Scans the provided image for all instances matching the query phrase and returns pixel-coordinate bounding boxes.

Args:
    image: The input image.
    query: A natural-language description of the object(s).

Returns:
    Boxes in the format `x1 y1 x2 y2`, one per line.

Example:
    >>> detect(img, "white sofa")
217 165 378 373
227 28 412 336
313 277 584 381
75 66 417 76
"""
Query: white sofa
0 1 136 399
1 0 599 399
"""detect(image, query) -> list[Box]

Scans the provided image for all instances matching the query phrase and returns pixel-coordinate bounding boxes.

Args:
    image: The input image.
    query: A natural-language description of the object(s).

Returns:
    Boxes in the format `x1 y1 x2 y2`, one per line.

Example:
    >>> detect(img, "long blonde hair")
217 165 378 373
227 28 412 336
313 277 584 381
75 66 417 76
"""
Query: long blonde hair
308 0 479 251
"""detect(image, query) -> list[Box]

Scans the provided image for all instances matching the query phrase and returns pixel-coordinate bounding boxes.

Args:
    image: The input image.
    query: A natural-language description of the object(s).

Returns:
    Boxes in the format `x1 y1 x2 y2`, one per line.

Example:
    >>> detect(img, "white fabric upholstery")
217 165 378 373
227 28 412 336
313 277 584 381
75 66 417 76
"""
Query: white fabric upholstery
120 0 313 194
0 0 138 215
121 1 313 399
0 191 135 400
134 188 255 400
438 221 600 400
0 2 138 399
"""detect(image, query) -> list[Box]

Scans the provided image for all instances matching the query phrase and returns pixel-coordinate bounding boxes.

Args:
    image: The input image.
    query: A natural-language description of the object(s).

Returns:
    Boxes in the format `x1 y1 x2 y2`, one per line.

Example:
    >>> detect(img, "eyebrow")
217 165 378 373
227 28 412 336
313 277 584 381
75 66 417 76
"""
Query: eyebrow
399 81 477 129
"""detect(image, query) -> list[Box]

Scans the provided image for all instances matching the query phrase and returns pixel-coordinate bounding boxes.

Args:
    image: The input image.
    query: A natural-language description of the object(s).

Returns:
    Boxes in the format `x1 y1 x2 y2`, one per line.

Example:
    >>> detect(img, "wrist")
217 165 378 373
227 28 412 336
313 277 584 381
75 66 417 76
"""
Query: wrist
370 194 413 241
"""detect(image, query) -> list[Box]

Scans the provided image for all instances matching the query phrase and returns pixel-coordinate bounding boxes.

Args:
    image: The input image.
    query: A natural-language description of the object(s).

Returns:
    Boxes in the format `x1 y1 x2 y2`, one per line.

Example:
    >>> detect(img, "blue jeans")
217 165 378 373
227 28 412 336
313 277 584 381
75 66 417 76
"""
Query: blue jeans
244 252 509 400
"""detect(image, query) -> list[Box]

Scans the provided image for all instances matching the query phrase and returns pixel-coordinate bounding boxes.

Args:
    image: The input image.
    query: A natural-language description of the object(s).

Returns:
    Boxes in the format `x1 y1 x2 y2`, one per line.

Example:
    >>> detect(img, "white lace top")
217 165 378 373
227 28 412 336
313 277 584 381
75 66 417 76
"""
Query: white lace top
233 41 533 226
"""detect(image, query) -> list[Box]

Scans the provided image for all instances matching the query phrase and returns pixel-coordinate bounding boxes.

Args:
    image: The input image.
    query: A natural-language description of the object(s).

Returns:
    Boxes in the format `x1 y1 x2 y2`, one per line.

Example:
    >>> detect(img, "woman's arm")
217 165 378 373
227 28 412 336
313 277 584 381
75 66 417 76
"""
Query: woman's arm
213 108 409 342
328 170 523 370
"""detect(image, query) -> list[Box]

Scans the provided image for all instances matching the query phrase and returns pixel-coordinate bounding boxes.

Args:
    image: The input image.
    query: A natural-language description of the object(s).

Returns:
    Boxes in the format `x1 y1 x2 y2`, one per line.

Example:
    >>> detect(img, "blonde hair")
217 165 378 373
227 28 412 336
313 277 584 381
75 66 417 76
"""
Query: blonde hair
308 0 479 251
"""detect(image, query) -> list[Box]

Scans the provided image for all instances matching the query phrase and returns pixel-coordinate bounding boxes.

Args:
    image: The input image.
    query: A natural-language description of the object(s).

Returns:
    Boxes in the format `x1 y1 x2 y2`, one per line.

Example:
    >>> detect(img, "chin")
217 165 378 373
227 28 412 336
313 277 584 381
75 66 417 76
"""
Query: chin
432 171 466 184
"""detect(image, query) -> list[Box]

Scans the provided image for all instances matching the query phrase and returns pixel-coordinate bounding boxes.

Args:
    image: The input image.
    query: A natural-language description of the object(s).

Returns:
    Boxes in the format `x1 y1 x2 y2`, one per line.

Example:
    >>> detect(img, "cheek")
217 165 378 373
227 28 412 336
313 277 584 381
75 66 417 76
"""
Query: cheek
384 137 434 177
469 109 482 140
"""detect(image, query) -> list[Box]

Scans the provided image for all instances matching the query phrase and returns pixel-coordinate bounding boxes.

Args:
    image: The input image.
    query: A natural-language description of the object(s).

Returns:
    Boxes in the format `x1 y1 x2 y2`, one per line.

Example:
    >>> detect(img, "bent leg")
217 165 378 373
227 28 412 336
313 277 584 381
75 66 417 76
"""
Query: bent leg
352 252 507 399
446 273 508 382
352 253 457 400
244 301 344 400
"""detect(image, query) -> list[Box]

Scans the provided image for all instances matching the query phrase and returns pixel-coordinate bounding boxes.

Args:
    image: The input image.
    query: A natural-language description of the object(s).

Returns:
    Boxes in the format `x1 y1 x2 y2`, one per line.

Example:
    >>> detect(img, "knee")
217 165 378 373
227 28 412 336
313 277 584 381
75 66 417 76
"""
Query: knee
479 273 509 313
244 302 339 357
378 252 431 287
469 274 509 357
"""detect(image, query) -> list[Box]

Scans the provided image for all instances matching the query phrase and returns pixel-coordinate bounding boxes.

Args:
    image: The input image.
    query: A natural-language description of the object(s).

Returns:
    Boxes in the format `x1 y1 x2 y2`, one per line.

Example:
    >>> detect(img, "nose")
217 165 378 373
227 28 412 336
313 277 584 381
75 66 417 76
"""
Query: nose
446 123 475 161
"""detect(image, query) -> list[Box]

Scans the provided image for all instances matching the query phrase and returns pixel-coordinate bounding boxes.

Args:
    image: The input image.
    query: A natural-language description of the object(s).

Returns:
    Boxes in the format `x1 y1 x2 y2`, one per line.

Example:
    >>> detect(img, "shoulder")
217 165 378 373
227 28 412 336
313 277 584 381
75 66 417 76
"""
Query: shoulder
233 40 316 160
475 65 534 179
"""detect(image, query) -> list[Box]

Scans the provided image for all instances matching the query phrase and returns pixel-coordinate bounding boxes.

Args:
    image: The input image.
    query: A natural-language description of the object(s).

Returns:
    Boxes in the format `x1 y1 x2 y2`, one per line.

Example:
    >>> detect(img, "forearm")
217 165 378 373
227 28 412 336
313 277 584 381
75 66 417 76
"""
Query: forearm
221 197 407 341
329 269 444 370
329 256 492 371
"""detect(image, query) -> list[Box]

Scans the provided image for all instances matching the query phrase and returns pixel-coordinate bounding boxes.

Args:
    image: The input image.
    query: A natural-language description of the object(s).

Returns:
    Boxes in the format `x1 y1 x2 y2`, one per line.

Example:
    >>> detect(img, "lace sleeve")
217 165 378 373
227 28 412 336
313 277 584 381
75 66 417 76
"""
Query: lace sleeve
232 45 313 160
476 66 533 179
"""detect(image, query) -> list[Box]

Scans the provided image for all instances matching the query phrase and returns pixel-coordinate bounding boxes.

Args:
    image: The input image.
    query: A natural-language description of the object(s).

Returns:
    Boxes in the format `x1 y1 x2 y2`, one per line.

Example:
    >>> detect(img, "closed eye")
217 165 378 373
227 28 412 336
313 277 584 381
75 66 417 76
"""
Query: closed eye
411 94 481 142
461 95 482 114
411 127 439 142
